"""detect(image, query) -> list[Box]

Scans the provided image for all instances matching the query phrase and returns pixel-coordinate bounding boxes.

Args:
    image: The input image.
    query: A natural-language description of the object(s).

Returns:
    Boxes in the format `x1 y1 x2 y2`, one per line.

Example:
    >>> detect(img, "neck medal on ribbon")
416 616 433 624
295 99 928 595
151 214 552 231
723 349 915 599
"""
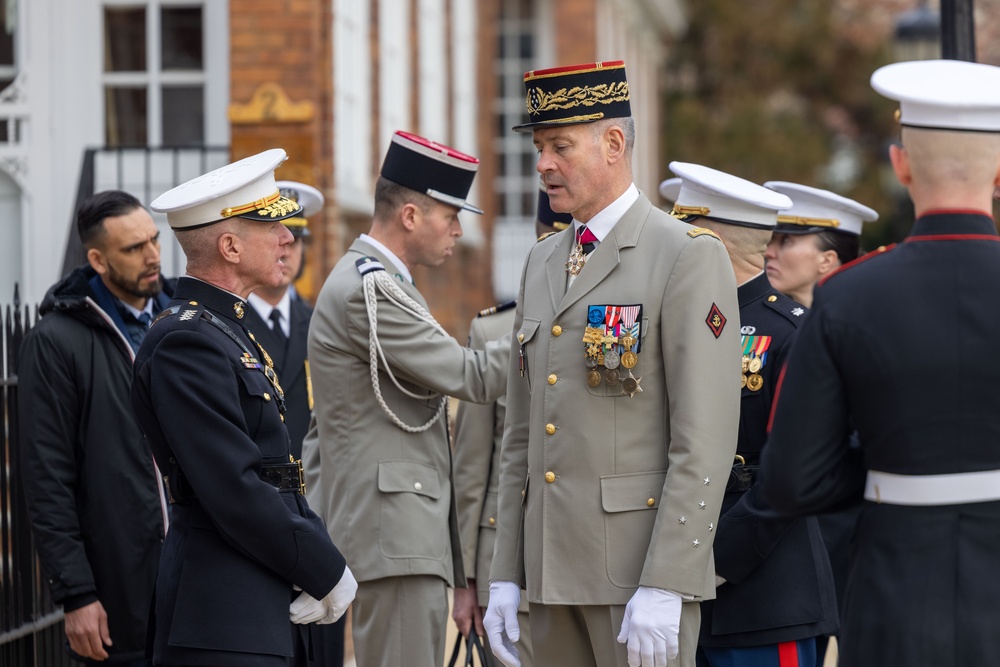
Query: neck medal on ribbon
740 335 771 392
583 304 644 397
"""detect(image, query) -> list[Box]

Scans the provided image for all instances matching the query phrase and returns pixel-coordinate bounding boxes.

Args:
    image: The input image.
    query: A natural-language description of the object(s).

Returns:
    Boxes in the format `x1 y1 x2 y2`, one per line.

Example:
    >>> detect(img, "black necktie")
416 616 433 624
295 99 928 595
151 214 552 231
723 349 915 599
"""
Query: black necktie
269 310 287 348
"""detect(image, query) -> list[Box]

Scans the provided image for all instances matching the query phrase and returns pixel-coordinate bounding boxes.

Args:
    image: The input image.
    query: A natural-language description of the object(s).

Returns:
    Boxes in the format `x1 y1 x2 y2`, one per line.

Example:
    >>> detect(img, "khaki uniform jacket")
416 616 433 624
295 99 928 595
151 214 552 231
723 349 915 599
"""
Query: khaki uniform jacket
307 238 509 587
452 307 525 608
490 193 742 605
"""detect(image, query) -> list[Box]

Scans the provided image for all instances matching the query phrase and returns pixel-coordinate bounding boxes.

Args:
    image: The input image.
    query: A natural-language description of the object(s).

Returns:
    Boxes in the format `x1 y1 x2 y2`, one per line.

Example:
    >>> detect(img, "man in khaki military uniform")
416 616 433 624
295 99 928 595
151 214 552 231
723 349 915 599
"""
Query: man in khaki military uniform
484 61 742 667
306 131 509 667
451 185 572 665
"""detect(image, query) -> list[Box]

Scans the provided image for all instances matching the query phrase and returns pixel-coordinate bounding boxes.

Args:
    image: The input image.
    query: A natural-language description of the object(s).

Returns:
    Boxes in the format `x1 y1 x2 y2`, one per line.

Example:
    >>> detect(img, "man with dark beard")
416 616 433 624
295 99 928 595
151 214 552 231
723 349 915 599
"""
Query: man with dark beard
19 190 172 665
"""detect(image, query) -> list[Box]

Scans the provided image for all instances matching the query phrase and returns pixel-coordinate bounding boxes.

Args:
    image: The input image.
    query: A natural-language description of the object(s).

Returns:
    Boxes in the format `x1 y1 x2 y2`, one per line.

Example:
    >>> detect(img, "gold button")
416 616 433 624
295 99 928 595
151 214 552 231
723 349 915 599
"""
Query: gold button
551 325 563 336
488 517 496 526
647 498 655 507
547 374 558 385
188 301 198 305
518 333 525 343
767 295 777 302
414 482 422 491
521 489 526 497
545 423 556 435
544 471 556 483
263 392 271 401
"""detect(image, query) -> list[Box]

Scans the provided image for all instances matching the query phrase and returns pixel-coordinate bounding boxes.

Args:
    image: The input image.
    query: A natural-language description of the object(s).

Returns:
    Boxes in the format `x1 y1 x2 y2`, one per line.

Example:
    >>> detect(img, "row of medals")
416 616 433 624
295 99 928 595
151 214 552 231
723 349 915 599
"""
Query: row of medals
742 353 764 392
585 331 640 395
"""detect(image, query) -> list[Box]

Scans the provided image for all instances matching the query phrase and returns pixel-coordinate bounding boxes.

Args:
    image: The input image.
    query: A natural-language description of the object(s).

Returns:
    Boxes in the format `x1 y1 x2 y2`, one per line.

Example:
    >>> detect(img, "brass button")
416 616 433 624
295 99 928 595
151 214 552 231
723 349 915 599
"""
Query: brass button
547 374 558 385
518 333 525 343
545 423 556 435
414 482 423 491
647 498 655 507
551 325 563 336
488 517 496 526
544 471 556 483
521 489 526 497
767 295 777 302
263 392 271 402
188 301 198 305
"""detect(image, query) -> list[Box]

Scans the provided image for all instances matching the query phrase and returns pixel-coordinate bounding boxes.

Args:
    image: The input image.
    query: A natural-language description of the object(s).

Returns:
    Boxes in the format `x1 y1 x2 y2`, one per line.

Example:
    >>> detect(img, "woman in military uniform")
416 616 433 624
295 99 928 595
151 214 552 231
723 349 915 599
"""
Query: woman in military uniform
762 182 877 309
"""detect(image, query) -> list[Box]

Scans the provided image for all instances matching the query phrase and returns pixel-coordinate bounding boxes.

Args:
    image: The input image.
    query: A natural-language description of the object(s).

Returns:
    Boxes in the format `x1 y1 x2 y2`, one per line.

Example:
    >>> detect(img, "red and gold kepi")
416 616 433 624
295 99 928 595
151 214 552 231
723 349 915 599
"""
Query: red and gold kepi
514 60 631 132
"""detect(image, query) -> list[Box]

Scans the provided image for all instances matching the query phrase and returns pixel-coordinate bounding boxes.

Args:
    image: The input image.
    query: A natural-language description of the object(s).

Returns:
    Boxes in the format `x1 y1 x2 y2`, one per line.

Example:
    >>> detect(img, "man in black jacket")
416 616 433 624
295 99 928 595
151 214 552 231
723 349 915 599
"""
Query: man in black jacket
19 190 171 665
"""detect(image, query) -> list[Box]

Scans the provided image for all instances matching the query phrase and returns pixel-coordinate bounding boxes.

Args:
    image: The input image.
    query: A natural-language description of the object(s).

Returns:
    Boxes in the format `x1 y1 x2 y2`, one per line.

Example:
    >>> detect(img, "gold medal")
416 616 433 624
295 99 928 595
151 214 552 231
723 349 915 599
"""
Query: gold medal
605 368 621 385
587 370 602 387
747 373 763 392
621 350 637 369
748 356 762 374
740 374 747 389
741 355 750 373
621 334 635 349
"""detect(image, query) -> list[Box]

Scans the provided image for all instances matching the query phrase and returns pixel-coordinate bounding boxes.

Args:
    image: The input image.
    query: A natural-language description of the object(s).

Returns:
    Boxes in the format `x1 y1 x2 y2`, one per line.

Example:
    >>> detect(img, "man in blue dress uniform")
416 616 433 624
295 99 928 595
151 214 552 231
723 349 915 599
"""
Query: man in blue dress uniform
131 150 357 667
662 163 838 667
761 60 1000 667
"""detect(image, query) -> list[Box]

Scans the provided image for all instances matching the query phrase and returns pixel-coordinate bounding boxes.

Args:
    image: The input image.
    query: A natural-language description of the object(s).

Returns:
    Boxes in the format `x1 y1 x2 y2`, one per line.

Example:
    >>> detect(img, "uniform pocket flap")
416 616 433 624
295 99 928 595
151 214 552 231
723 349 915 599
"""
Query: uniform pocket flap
378 460 442 499
238 369 273 398
516 318 541 345
601 470 667 513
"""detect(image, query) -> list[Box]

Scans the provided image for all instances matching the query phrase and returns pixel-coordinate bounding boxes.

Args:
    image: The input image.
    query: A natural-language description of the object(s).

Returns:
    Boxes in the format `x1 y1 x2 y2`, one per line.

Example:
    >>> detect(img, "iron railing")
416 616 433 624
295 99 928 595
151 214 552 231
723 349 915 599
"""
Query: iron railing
0 285 70 667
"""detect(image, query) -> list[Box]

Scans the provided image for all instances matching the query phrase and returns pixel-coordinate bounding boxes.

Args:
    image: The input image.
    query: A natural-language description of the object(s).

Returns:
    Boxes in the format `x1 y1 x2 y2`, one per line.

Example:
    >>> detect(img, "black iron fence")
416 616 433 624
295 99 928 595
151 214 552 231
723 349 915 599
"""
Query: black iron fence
0 286 71 667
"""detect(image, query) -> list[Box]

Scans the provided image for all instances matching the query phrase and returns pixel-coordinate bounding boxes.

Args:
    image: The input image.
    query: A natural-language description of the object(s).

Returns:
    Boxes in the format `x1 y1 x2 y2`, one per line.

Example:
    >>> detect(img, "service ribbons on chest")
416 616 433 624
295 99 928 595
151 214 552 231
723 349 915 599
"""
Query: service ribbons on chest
740 334 771 392
583 304 644 397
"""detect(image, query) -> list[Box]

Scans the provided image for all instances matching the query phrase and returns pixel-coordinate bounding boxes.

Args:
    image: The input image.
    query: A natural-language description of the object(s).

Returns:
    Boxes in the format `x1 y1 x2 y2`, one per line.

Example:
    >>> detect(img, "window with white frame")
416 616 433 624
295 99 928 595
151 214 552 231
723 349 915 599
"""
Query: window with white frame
102 1 211 147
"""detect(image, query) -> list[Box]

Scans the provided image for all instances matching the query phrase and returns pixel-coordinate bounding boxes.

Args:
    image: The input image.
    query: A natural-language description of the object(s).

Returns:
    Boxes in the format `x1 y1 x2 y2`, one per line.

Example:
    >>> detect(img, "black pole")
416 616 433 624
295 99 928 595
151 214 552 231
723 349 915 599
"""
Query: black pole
941 0 976 61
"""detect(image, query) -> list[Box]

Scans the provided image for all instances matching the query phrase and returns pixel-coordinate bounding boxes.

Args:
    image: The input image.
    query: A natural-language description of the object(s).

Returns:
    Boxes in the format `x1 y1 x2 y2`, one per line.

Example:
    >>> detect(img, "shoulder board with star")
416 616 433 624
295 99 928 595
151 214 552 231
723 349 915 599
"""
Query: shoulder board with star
477 300 517 318
818 243 896 287
152 302 205 329
763 290 807 325
687 227 722 241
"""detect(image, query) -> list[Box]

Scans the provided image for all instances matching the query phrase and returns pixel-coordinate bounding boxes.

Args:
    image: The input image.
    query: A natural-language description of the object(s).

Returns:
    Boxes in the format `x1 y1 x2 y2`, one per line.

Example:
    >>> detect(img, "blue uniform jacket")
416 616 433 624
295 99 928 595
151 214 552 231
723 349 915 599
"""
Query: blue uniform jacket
701 273 838 647
761 212 1000 666
131 277 345 666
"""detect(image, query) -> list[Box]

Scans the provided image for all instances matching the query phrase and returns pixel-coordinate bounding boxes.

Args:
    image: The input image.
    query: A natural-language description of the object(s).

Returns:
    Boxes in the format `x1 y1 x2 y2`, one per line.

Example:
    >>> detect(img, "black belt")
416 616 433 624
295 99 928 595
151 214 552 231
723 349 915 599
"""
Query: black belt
726 460 759 493
260 461 306 495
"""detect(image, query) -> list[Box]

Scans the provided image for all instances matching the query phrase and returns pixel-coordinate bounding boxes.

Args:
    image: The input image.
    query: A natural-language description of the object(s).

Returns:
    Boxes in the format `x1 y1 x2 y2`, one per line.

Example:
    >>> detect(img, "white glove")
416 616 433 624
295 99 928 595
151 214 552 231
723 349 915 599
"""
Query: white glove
483 581 522 667
290 565 358 625
617 586 683 667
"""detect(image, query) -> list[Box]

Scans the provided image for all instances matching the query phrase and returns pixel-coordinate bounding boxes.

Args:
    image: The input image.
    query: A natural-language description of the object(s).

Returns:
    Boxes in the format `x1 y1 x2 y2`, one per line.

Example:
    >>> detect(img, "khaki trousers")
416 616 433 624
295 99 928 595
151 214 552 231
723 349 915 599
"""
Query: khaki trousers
528 601 700 667
352 575 448 667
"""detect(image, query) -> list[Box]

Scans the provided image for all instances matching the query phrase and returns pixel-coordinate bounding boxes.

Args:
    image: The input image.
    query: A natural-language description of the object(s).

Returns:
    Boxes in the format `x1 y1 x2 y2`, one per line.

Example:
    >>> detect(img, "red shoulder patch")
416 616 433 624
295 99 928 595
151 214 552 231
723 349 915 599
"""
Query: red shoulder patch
818 243 897 287
705 303 727 338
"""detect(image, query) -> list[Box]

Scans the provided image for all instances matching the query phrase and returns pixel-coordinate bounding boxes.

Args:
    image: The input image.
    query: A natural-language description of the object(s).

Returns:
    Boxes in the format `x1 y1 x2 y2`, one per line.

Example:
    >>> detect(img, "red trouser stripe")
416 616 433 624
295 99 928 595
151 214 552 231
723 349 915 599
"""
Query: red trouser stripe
778 641 799 667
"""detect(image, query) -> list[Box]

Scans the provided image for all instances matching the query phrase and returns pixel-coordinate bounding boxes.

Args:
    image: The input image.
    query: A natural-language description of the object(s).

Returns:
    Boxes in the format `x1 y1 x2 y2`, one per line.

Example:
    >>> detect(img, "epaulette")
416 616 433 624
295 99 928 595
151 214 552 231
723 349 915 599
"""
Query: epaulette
477 300 516 317
537 231 558 242
763 291 807 324
818 243 896 287
687 227 721 241
356 256 385 275
152 302 204 329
